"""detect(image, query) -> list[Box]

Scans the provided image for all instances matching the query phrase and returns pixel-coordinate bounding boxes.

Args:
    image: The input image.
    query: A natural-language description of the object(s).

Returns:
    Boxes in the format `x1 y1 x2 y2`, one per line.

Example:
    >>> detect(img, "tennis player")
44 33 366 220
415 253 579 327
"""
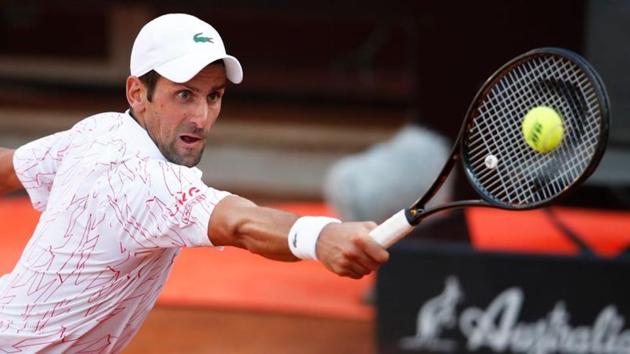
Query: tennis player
0 13 389 353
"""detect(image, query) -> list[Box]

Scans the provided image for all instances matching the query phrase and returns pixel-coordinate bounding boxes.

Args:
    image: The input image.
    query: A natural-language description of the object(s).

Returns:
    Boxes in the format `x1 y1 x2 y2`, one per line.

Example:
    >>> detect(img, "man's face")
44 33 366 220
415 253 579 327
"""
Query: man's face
140 64 226 167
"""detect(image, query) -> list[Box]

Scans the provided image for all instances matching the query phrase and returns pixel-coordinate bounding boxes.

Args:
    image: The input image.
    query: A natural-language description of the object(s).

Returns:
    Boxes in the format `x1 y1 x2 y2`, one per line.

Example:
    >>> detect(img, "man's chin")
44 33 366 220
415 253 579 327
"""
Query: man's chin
177 154 203 167
164 149 204 167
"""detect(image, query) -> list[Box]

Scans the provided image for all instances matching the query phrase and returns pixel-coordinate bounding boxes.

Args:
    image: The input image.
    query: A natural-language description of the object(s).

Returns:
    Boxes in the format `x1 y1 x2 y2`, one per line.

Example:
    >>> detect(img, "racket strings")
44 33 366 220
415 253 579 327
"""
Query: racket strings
509 61 590 199
465 54 603 207
497 60 598 202
468 61 557 200
494 73 595 202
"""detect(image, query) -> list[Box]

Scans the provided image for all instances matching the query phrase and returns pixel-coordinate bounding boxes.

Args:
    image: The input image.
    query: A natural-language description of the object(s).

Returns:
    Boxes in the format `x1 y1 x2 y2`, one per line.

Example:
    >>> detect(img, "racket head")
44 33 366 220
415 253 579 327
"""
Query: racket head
460 47 610 210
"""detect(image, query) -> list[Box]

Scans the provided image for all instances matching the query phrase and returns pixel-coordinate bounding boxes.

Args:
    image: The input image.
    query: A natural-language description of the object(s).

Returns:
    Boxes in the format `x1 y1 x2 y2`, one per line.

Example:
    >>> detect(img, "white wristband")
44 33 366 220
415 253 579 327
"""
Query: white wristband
288 216 341 260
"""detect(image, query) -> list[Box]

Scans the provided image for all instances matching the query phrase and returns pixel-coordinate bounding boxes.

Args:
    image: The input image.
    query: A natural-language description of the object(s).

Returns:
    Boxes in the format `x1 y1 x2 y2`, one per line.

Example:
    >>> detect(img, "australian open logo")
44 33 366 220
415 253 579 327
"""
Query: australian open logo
398 276 630 354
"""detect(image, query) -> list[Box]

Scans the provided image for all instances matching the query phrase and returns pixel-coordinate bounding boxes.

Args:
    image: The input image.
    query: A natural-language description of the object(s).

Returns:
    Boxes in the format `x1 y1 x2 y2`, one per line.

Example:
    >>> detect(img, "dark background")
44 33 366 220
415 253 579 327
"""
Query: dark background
0 0 628 205
0 0 611 140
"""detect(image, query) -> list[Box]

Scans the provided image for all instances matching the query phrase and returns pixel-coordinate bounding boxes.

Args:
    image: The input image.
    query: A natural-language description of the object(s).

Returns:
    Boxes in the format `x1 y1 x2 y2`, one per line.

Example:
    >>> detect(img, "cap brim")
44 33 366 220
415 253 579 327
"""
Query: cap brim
156 52 243 84
222 56 243 84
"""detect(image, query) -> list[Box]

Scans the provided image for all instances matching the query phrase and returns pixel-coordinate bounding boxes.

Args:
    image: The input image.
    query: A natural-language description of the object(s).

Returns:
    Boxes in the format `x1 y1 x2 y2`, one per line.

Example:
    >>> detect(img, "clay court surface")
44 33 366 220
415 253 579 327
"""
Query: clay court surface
128 307 372 354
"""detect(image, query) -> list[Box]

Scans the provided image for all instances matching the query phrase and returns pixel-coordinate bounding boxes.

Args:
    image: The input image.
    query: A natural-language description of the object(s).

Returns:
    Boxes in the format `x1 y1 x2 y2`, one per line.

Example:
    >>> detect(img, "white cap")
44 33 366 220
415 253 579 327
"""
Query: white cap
130 13 243 84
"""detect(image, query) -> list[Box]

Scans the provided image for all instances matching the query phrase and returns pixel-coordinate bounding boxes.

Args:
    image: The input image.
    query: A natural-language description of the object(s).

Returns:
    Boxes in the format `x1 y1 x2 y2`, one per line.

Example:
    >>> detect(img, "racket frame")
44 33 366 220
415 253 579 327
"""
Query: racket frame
405 47 610 225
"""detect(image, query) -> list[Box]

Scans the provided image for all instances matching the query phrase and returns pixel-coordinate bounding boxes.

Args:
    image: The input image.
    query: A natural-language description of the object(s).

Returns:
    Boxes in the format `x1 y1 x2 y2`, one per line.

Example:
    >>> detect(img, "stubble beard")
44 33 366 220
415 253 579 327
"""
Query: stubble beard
160 140 205 167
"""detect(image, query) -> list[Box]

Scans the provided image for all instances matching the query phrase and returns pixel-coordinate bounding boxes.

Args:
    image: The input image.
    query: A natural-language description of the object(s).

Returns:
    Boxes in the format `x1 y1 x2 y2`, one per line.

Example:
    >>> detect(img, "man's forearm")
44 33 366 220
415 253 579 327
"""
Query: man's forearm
0 148 22 195
207 195 390 280
208 195 300 262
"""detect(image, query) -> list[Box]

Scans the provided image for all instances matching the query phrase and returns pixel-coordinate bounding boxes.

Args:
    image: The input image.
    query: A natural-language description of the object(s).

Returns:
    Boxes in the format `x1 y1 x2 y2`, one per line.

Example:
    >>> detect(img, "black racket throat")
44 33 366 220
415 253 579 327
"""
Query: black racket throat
405 199 492 226
411 151 460 210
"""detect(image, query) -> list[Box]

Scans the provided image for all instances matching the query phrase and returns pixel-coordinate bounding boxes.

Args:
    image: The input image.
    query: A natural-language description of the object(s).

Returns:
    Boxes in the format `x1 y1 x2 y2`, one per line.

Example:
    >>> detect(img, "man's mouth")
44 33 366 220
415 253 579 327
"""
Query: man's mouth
180 135 202 145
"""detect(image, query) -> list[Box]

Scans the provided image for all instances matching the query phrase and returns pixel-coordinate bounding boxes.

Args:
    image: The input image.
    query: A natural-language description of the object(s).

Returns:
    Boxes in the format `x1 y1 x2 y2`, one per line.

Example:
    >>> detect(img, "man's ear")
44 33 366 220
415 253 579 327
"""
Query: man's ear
126 76 146 115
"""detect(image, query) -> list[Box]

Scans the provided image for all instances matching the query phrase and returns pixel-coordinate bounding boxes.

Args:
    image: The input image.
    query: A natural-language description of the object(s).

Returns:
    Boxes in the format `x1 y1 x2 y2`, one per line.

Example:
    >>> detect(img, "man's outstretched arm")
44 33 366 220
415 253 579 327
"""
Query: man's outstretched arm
208 195 389 279
0 148 22 196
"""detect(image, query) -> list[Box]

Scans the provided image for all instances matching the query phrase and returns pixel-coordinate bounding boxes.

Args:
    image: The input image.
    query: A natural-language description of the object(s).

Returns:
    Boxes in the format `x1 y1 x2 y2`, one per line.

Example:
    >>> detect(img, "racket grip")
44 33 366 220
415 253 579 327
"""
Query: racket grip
369 209 414 248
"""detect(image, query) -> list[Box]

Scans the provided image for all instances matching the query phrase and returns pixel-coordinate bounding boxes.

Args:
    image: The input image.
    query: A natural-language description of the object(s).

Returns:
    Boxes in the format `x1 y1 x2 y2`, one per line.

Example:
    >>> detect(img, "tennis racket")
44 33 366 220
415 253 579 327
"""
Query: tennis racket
370 47 610 248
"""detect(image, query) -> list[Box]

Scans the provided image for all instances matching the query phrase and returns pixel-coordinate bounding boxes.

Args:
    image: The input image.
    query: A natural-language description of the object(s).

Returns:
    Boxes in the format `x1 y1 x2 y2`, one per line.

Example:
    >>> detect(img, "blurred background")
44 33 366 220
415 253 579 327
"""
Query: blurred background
1 1 629 353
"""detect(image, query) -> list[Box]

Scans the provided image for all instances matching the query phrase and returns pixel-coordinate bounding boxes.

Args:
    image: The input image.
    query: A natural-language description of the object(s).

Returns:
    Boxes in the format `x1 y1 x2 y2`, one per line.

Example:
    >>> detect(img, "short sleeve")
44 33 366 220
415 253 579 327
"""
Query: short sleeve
107 159 231 250
13 130 71 211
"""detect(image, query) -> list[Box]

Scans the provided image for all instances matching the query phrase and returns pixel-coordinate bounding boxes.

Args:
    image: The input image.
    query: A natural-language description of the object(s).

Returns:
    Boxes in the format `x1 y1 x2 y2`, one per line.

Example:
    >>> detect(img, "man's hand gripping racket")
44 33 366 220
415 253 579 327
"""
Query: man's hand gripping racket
370 48 610 248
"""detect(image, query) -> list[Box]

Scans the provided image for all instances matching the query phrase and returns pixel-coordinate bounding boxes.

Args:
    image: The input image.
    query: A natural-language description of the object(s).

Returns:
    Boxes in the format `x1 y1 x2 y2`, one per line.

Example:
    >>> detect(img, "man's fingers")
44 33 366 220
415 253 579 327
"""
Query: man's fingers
353 249 382 272
354 236 390 264
348 262 370 279
339 236 389 278
363 221 378 230
318 221 391 280
331 260 368 279
333 247 375 279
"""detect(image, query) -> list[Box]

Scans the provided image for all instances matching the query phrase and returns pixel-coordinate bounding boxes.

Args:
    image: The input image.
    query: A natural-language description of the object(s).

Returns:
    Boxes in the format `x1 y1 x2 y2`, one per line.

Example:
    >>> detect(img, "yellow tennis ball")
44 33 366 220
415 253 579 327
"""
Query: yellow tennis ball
521 106 565 153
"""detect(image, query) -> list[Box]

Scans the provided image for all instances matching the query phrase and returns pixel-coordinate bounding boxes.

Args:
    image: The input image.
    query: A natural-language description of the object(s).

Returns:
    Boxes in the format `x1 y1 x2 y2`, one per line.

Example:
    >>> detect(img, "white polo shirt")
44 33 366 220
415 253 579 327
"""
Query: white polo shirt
0 111 229 353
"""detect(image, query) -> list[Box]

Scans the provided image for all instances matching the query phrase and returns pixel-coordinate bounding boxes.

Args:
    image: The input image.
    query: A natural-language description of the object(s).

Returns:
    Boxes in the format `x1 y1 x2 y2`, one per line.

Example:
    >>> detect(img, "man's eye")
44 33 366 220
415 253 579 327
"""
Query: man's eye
177 90 192 100
208 92 222 102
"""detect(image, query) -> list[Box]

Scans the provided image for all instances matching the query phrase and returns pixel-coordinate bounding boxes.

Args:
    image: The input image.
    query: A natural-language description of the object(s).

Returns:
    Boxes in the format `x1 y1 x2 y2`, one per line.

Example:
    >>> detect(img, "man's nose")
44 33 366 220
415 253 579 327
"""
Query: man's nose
190 102 210 128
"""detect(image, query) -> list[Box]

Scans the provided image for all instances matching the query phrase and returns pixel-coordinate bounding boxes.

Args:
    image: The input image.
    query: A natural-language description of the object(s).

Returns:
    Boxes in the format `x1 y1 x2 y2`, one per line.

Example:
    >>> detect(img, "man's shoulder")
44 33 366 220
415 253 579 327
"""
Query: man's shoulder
111 158 207 207
71 112 126 133
123 158 204 182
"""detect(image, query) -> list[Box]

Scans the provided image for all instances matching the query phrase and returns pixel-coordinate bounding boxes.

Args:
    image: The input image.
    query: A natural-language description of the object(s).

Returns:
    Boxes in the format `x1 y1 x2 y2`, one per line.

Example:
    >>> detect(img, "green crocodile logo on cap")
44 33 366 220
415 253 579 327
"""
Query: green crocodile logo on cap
193 33 214 43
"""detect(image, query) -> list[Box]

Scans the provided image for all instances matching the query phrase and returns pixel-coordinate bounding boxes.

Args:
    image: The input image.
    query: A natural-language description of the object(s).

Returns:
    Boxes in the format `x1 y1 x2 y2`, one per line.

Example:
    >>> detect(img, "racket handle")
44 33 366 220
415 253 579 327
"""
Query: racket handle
369 209 414 248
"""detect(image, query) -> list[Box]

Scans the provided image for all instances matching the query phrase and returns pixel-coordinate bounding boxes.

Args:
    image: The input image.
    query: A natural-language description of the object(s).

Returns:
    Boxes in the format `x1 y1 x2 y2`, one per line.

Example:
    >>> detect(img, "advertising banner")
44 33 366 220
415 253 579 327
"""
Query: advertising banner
377 243 630 354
